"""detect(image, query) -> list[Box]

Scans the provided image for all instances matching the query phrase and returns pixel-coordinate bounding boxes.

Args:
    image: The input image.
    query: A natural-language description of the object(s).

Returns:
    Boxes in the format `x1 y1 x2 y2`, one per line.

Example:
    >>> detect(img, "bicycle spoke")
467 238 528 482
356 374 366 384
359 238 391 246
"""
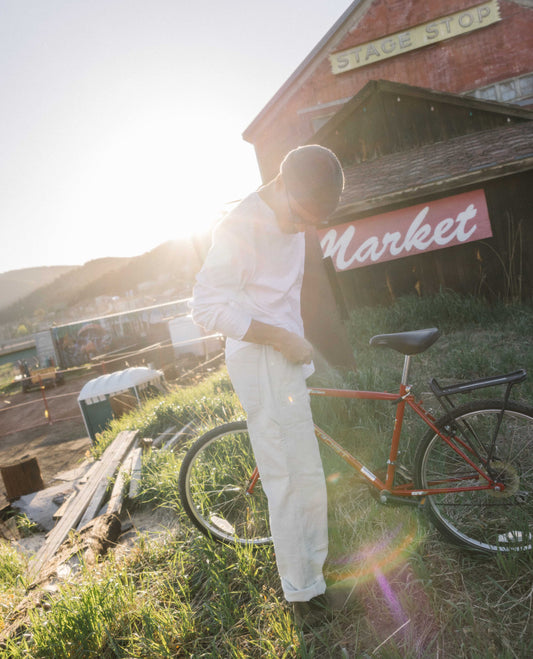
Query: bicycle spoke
415 400 533 553
179 422 272 546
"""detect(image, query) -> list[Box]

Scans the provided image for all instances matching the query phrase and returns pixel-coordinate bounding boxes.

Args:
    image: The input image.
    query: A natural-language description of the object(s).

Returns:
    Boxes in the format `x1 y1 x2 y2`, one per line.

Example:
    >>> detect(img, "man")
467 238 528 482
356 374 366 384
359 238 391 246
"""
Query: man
191 145 350 626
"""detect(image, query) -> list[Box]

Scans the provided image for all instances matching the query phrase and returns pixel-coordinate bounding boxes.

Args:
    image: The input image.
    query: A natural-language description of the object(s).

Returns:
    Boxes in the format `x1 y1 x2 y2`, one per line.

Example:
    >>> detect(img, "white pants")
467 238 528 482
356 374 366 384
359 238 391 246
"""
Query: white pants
226 344 328 602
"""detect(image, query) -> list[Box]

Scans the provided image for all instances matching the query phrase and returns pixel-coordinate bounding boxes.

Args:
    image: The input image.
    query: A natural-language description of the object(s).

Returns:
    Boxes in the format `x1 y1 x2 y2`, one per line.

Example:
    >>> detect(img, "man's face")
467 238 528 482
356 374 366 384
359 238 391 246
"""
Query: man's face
279 184 330 234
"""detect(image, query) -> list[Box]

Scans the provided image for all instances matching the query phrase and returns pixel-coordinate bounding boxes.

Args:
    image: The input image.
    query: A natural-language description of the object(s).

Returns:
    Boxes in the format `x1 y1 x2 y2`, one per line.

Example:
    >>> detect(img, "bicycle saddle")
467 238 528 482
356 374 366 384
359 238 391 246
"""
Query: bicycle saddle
369 328 441 355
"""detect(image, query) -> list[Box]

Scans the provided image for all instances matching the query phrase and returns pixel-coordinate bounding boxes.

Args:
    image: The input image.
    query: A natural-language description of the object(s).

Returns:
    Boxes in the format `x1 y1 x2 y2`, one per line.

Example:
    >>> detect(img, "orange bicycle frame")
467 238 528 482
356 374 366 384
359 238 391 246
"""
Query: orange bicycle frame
308 384 500 499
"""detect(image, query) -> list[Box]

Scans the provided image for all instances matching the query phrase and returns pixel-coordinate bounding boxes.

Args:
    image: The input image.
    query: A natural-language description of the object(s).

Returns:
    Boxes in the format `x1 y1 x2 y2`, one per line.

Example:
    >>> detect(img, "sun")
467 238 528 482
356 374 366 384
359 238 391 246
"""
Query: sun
60 107 261 262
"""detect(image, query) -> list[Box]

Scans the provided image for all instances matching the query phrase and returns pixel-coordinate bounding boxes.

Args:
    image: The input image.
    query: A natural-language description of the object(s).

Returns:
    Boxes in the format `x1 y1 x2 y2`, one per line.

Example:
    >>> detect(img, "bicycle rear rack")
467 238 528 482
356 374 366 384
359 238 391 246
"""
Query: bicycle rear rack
427 368 528 477
430 368 527 413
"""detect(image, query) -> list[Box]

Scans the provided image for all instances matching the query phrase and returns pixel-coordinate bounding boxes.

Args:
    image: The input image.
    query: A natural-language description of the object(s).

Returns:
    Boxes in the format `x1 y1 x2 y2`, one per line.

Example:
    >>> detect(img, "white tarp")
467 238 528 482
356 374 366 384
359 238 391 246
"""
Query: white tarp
78 367 163 405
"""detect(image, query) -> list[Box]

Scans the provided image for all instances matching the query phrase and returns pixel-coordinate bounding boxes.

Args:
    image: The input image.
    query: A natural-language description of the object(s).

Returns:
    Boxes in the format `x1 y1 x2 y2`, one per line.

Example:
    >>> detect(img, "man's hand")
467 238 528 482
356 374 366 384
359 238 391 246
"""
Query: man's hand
275 332 313 364
242 320 313 365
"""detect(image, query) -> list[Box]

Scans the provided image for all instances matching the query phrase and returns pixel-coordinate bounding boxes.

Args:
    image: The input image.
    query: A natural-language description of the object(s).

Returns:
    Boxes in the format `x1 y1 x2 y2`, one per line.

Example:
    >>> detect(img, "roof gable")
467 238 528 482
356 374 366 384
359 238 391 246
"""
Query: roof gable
311 79 533 165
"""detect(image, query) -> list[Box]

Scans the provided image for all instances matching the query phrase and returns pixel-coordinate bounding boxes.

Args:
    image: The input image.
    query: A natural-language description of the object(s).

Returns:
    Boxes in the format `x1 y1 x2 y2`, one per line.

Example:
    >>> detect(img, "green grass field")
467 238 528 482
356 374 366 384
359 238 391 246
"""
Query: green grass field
1 292 532 658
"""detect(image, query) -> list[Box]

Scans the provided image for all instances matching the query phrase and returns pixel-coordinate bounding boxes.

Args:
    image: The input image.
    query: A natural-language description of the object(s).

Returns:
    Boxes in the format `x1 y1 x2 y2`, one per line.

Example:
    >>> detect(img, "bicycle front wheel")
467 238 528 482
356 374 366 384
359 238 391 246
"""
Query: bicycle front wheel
178 421 272 547
415 399 533 553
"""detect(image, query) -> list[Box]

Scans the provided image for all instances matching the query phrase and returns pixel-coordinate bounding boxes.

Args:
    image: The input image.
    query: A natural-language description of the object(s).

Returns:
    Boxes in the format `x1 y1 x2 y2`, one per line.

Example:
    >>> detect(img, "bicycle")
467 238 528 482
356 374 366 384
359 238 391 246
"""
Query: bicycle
178 328 533 554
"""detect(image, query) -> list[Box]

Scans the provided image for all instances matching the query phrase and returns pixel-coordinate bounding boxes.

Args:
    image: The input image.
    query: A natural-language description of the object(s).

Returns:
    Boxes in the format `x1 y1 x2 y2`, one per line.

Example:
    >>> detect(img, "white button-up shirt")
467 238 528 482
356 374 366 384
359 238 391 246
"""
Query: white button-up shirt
191 192 307 362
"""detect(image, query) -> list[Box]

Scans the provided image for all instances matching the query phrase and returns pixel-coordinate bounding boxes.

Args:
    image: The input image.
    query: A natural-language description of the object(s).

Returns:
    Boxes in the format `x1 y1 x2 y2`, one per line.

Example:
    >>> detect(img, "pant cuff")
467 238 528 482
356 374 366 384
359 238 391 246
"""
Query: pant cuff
282 576 327 603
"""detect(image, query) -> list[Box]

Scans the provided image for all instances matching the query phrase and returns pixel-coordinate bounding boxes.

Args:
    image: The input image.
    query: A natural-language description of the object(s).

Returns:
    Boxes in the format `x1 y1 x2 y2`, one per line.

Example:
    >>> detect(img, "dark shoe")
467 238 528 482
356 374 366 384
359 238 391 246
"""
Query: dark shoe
325 578 363 613
292 594 333 628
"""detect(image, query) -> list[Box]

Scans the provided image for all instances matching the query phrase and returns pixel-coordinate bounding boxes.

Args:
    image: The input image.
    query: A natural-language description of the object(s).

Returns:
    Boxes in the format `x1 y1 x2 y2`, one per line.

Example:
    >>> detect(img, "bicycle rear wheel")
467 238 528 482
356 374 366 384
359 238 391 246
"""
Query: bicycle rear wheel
178 421 272 546
414 399 533 553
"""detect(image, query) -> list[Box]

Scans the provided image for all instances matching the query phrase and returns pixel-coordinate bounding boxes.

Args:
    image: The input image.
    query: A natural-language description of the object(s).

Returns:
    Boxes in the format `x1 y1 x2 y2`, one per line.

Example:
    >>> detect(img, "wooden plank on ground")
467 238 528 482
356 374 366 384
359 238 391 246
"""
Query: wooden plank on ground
52 460 101 520
52 488 78 521
106 447 136 515
77 437 138 530
128 445 144 500
27 430 138 582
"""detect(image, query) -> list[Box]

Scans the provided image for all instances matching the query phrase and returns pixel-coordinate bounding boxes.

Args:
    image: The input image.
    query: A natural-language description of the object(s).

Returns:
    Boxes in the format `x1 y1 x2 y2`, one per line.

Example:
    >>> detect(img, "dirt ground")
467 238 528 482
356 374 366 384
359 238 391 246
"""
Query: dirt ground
0 372 186 563
0 374 95 507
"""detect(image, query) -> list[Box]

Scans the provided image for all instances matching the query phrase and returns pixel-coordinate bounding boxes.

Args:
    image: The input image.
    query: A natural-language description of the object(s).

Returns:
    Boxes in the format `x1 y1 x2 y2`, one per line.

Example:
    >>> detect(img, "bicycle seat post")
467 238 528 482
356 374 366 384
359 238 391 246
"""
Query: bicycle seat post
401 354 412 387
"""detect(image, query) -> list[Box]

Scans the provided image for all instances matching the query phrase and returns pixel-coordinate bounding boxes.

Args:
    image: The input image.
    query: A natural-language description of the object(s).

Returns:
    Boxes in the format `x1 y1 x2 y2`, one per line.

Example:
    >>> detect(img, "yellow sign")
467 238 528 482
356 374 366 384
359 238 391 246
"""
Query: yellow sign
330 0 500 74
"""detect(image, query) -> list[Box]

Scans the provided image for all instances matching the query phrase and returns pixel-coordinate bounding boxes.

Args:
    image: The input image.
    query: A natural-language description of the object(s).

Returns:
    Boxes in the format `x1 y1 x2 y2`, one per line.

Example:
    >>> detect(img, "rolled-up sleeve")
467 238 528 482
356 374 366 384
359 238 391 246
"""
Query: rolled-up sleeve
191 217 252 340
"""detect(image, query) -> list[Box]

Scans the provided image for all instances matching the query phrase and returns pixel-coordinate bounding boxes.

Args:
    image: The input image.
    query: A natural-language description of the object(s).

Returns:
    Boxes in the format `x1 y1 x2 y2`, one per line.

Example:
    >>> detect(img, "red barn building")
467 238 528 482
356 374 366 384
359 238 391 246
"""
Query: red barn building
242 0 533 330
245 0 533 179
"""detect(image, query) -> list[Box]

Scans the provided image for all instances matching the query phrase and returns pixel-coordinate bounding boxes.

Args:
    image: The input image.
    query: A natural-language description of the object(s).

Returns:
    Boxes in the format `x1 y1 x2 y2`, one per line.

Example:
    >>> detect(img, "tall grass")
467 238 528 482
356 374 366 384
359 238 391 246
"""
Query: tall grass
90 371 243 459
322 292 533 472
2 292 532 658
0 542 26 617
344 291 532 390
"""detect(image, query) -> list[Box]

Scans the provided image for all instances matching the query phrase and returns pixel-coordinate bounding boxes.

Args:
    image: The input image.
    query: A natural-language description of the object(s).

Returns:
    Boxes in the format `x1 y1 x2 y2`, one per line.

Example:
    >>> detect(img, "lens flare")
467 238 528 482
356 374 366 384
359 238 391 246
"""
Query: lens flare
327 518 437 654
328 519 420 585
326 472 342 485
374 566 408 625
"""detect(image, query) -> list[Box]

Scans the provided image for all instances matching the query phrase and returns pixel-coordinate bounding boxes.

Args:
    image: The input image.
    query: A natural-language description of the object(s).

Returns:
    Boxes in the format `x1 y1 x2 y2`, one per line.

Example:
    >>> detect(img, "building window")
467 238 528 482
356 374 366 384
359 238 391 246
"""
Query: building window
499 80 518 102
468 72 533 106
476 86 498 101
519 74 533 99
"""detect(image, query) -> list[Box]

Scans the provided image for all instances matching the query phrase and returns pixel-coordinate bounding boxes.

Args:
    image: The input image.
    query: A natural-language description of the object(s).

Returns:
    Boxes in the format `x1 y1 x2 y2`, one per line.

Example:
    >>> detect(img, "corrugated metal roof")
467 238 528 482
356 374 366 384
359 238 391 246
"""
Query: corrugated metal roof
78 367 163 402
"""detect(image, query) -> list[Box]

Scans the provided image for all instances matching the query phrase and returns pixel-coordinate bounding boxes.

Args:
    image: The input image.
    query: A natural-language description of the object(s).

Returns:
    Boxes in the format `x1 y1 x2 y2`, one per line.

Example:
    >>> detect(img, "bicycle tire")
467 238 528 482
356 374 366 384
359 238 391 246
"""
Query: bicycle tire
178 421 272 547
414 399 533 553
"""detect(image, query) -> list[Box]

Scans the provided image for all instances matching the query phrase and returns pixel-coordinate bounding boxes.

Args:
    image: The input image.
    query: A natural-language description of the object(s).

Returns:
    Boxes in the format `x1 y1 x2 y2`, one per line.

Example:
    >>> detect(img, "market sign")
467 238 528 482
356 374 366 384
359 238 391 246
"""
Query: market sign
330 0 500 74
319 189 492 272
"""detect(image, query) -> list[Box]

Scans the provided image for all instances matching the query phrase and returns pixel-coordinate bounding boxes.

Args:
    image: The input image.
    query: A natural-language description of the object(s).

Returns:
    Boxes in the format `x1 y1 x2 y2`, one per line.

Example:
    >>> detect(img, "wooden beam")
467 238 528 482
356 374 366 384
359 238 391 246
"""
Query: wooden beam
128 445 144 500
77 436 139 529
106 448 136 516
27 430 138 582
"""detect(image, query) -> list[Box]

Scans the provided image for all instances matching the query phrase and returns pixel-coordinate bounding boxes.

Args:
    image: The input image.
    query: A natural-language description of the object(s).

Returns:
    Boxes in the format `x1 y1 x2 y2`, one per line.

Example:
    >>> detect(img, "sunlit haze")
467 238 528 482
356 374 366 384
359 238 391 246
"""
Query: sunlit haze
0 0 351 273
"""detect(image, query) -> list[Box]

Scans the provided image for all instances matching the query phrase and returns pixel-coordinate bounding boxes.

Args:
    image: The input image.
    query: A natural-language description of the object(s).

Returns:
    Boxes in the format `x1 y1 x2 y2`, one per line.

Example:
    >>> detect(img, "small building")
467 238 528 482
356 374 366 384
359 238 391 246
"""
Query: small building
77 367 165 441
168 315 222 360
51 298 190 369
34 329 59 367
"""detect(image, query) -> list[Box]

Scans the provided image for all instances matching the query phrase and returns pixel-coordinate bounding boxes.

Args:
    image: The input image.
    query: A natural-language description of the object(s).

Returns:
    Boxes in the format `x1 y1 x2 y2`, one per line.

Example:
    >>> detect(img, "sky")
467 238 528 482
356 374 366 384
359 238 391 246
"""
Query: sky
0 0 353 274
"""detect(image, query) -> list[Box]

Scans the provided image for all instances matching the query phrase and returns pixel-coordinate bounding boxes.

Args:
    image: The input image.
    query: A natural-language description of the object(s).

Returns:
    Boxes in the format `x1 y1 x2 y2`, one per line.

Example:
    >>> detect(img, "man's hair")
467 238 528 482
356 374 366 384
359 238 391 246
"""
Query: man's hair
280 145 344 219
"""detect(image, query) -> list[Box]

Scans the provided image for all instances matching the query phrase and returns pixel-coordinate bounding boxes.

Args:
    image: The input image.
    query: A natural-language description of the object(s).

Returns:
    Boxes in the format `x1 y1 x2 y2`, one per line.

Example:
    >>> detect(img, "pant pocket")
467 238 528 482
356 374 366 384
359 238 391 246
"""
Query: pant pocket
226 346 263 419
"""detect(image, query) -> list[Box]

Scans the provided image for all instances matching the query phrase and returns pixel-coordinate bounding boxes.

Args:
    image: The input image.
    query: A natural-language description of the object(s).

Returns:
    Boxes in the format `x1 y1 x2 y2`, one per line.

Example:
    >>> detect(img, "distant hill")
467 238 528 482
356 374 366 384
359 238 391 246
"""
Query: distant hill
0 238 209 325
0 266 77 311
0 257 131 323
